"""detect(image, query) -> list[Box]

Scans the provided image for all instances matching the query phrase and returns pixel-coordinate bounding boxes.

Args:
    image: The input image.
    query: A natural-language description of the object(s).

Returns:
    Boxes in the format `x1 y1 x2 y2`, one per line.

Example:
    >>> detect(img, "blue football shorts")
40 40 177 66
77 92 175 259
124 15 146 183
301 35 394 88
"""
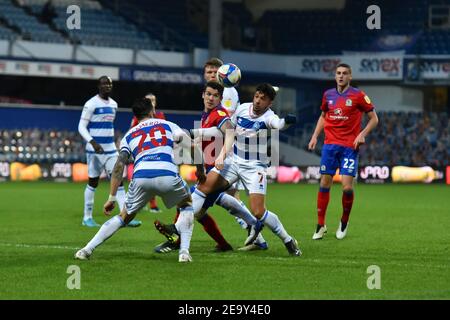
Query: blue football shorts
320 144 359 177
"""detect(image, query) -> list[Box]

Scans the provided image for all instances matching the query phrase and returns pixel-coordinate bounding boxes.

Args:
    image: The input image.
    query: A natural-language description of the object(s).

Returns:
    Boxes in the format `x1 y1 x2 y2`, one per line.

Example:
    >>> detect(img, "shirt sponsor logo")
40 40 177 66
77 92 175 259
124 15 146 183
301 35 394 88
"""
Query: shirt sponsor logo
329 108 348 120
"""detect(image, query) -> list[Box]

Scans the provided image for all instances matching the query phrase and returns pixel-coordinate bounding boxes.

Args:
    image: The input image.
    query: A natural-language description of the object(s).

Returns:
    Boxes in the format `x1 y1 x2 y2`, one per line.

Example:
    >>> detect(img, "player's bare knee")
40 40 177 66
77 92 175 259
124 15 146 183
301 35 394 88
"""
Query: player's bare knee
197 183 211 195
88 177 99 188
250 203 265 219
320 175 333 188
226 188 239 199
253 208 266 219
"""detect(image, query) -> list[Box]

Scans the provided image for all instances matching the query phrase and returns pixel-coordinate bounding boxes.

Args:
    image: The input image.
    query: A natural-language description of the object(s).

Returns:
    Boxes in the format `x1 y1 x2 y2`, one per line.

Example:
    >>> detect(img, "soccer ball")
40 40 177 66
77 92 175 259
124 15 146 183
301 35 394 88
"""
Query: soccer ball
216 63 241 88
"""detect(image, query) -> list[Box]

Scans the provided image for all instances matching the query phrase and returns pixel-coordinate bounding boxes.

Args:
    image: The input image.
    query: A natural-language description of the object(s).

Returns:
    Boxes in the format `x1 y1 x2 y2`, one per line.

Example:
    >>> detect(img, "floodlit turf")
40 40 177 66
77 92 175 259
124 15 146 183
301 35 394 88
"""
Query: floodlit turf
0 182 449 299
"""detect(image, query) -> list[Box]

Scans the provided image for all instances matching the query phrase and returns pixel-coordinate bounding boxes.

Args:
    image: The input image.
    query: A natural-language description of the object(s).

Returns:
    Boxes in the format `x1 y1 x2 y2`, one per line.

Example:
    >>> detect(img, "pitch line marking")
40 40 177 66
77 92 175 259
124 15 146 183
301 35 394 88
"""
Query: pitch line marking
1 243 448 269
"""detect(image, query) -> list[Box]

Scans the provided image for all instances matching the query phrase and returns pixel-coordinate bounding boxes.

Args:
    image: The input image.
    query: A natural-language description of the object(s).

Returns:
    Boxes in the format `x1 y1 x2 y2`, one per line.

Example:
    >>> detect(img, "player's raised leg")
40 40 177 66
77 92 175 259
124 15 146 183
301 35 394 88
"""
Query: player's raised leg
249 193 301 256
75 204 135 260
154 183 233 253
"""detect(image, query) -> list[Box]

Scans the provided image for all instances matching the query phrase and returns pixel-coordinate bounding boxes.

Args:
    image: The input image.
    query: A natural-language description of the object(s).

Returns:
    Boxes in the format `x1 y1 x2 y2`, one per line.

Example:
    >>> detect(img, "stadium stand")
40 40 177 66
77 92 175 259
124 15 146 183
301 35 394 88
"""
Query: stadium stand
1 0 448 55
7 0 161 50
301 111 450 167
0 0 65 43
97 0 205 51
0 127 123 163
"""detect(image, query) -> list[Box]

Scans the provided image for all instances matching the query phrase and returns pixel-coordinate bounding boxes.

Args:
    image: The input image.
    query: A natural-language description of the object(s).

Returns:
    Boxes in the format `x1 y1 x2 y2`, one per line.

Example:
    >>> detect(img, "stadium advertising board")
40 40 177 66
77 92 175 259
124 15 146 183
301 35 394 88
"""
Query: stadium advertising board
291 166 445 184
286 53 403 80
0 59 119 80
119 67 203 84
447 166 450 185
405 57 450 80
0 161 9 182
0 163 446 184
359 165 391 183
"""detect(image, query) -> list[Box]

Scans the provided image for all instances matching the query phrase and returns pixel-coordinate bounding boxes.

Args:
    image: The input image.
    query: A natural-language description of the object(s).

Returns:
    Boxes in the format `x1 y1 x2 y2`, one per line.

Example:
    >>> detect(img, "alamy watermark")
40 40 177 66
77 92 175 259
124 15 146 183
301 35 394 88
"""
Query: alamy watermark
66 5 81 30
366 265 381 290
66 265 81 290
366 5 381 30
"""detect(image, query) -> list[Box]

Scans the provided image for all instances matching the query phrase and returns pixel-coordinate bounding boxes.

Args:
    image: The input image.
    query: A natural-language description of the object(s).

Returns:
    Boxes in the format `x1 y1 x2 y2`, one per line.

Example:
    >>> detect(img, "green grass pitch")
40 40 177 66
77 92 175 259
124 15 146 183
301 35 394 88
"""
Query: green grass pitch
0 182 449 299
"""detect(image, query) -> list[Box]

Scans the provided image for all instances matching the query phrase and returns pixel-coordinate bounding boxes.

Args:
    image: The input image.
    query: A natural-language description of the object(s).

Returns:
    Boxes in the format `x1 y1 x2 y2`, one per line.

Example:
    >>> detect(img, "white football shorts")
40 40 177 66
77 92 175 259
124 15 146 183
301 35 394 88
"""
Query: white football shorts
212 159 268 195
86 153 118 178
124 175 190 215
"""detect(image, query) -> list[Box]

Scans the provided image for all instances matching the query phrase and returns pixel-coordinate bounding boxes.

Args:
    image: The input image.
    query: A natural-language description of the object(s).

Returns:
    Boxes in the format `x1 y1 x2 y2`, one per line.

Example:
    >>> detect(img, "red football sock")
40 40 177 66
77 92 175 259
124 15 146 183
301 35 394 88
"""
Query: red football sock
198 213 230 248
317 187 330 226
341 190 354 224
149 197 157 209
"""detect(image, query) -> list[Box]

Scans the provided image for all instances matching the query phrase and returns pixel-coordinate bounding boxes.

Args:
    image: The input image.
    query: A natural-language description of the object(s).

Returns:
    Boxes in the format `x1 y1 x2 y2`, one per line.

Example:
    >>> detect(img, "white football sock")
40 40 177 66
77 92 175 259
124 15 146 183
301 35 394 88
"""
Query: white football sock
216 193 256 226
83 185 96 220
84 215 125 254
191 189 207 215
116 186 126 211
254 232 267 245
260 210 292 244
235 217 248 229
175 206 194 252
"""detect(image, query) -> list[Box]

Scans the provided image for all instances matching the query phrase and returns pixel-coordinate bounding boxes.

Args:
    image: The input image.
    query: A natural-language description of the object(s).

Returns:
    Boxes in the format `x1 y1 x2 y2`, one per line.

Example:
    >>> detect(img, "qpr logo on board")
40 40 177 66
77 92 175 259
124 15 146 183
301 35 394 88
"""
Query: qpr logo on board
360 166 390 179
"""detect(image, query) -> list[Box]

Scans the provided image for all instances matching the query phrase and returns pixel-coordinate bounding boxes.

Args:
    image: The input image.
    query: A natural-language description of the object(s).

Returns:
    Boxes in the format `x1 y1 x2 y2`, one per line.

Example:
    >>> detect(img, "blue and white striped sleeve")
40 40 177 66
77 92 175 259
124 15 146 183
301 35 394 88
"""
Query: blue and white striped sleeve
119 135 131 155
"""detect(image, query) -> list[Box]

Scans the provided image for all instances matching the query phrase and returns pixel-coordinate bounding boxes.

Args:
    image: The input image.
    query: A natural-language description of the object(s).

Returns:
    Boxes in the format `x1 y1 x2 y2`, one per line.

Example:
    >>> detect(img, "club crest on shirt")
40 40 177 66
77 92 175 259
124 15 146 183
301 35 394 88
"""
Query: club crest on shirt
252 122 261 130
345 99 352 107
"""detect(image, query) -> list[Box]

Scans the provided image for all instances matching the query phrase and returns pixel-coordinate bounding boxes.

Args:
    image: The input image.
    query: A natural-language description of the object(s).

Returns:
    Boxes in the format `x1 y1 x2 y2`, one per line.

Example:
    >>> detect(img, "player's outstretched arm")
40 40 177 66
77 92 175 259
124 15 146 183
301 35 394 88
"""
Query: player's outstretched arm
215 120 235 170
267 114 297 130
353 110 379 149
190 127 222 139
308 112 325 151
104 151 129 215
